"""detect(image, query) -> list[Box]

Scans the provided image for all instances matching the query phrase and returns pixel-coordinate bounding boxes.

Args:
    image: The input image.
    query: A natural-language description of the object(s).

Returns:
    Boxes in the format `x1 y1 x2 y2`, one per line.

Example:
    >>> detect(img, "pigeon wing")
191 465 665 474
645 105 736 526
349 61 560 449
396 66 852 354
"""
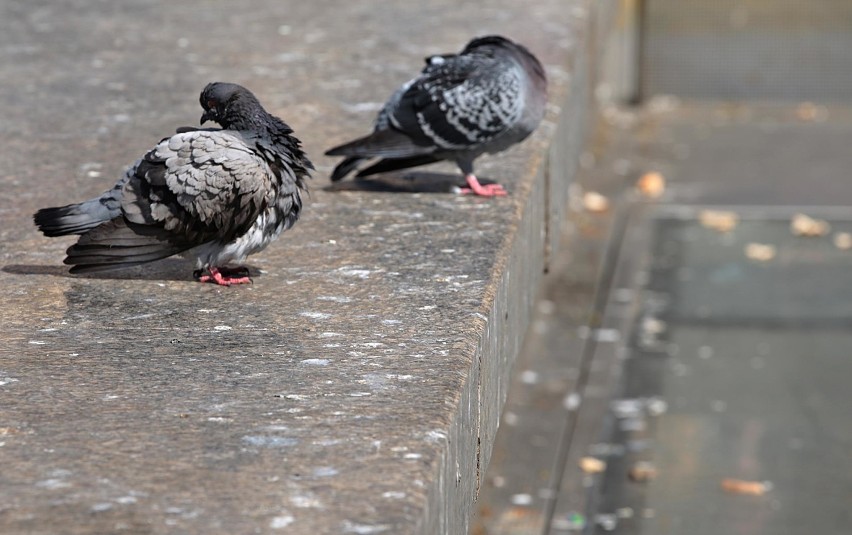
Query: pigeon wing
66 130 271 272
390 54 524 151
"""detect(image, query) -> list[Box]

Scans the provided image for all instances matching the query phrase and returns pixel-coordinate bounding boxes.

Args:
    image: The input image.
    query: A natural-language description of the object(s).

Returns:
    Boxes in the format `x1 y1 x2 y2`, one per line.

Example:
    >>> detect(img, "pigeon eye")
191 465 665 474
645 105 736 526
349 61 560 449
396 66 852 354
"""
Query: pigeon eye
207 99 216 109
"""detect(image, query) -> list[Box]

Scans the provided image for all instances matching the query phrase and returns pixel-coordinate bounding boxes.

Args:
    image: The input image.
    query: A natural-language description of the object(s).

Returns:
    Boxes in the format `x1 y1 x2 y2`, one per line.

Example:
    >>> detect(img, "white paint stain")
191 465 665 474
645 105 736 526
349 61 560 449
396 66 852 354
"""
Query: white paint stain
0 377 19 387
213 325 232 331
28 340 46 345
382 491 406 499
319 332 343 338
403 453 422 460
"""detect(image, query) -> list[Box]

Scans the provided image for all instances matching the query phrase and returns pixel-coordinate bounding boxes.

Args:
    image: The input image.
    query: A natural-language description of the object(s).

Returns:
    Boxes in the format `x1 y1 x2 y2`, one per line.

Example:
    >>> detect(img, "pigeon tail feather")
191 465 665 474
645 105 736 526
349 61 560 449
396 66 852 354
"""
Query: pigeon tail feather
354 154 443 178
330 156 366 182
325 129 433 159
64 218 188 273
34 199 115 237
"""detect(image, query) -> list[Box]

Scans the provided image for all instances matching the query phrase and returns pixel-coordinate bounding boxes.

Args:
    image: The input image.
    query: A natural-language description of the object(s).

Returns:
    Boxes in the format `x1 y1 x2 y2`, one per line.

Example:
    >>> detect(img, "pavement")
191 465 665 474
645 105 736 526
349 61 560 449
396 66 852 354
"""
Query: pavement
0 1 607 534
473 100 852 535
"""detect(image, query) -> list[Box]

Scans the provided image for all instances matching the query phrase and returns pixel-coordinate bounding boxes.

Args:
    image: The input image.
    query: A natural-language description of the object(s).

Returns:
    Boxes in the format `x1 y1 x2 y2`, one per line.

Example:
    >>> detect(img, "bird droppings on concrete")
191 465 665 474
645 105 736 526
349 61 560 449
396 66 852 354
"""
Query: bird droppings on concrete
316 296 353 303
311 467 339 478
300 312 333 320
342 520 391 534
270 515 295 529
300 358 330 366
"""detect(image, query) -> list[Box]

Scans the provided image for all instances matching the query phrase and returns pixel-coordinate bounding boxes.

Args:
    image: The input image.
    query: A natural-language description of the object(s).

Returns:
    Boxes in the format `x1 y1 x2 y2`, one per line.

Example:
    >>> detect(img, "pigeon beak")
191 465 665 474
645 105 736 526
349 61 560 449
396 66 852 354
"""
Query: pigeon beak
200 110 216 125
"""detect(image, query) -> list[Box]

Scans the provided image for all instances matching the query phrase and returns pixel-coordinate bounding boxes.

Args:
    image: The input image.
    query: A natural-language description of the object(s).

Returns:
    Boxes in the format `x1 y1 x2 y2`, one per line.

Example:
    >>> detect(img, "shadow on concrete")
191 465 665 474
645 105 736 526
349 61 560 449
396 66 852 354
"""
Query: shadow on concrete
322 171 499 194
2 260 264 282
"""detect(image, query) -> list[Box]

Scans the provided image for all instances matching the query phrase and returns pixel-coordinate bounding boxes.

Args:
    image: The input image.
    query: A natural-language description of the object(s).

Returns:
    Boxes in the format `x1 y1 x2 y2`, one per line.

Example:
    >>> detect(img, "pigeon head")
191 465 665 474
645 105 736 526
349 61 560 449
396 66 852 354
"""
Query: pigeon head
463 35 547 87
199 82 262 128
462 35 516 54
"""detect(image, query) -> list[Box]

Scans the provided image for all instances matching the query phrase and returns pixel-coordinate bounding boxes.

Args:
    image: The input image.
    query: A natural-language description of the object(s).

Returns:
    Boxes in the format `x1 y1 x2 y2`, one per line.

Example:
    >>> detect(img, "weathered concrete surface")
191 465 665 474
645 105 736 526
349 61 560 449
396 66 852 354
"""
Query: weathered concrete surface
0 1 613 533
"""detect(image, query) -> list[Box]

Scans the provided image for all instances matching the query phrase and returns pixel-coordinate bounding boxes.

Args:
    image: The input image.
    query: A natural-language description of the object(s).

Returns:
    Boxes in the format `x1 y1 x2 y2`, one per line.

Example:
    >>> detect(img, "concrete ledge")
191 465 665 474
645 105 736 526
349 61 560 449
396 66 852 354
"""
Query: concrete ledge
0 1 616 533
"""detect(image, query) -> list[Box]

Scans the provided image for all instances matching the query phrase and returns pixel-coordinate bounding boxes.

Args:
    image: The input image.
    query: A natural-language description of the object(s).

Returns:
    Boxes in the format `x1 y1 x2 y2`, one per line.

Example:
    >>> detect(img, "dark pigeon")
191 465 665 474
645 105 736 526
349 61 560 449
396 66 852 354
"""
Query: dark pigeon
34 82 313 286
326 35 547 197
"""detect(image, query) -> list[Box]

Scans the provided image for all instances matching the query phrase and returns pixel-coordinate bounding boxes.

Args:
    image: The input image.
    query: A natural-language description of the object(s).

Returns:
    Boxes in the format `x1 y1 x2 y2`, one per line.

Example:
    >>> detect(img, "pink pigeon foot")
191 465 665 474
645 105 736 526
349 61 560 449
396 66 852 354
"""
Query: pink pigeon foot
195 266 252 286
459 174 508 197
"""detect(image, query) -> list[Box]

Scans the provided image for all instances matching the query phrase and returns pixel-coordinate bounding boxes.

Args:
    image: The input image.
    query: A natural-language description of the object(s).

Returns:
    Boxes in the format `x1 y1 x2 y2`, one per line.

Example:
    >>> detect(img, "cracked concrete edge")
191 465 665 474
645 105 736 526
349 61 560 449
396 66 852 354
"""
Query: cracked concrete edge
418 1 619 532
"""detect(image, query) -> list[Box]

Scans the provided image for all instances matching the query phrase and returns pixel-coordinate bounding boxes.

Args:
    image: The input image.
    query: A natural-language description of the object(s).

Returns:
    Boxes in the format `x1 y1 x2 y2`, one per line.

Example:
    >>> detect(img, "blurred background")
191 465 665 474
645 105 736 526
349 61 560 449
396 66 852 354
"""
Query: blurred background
474 1 852 534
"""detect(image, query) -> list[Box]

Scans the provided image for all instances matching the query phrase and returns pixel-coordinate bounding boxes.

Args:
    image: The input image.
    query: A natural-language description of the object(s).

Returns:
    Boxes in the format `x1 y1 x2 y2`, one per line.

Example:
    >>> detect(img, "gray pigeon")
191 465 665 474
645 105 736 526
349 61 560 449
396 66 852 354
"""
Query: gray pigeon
326 35 547 197
34 82 313 286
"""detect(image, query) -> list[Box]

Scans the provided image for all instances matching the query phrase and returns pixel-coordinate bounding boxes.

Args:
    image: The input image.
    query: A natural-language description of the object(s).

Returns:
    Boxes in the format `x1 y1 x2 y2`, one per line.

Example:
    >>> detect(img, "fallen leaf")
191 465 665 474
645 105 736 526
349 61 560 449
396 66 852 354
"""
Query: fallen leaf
745 243 776 262
699 210 738 233
721 478 772 495
790 213 830 237
579 456 607 474
628 461 658 483
636 171 666 199
833 232 852 250
796 102 827 122
583 191 609 213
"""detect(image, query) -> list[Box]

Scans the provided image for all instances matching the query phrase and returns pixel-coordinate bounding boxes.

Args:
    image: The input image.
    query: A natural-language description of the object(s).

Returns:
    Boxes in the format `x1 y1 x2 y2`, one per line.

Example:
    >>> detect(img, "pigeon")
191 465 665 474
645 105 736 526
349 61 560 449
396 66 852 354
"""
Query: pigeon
34 82 313 286
325 35 547 197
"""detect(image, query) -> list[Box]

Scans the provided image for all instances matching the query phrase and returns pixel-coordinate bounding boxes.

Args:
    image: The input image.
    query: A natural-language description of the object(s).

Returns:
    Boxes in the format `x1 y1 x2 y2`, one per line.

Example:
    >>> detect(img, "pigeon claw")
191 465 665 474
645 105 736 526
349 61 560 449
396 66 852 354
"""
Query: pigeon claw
460 174 508 197
196 266 252 286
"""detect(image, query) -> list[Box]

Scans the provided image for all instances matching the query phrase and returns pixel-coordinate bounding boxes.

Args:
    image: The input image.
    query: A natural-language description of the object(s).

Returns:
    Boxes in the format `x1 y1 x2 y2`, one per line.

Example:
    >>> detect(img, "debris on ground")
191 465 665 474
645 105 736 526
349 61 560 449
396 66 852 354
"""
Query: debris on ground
744 242 777 262
636 171 666 199
583 191 610 212
795 101 828 122
615 507 634 519
721 478 773 496
699 210 739 233
645 397 668 416
594 513 618 531
628 461 658 483
833 232 852 250
790 213 830 237
579 456 607 474
551 512 586 531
